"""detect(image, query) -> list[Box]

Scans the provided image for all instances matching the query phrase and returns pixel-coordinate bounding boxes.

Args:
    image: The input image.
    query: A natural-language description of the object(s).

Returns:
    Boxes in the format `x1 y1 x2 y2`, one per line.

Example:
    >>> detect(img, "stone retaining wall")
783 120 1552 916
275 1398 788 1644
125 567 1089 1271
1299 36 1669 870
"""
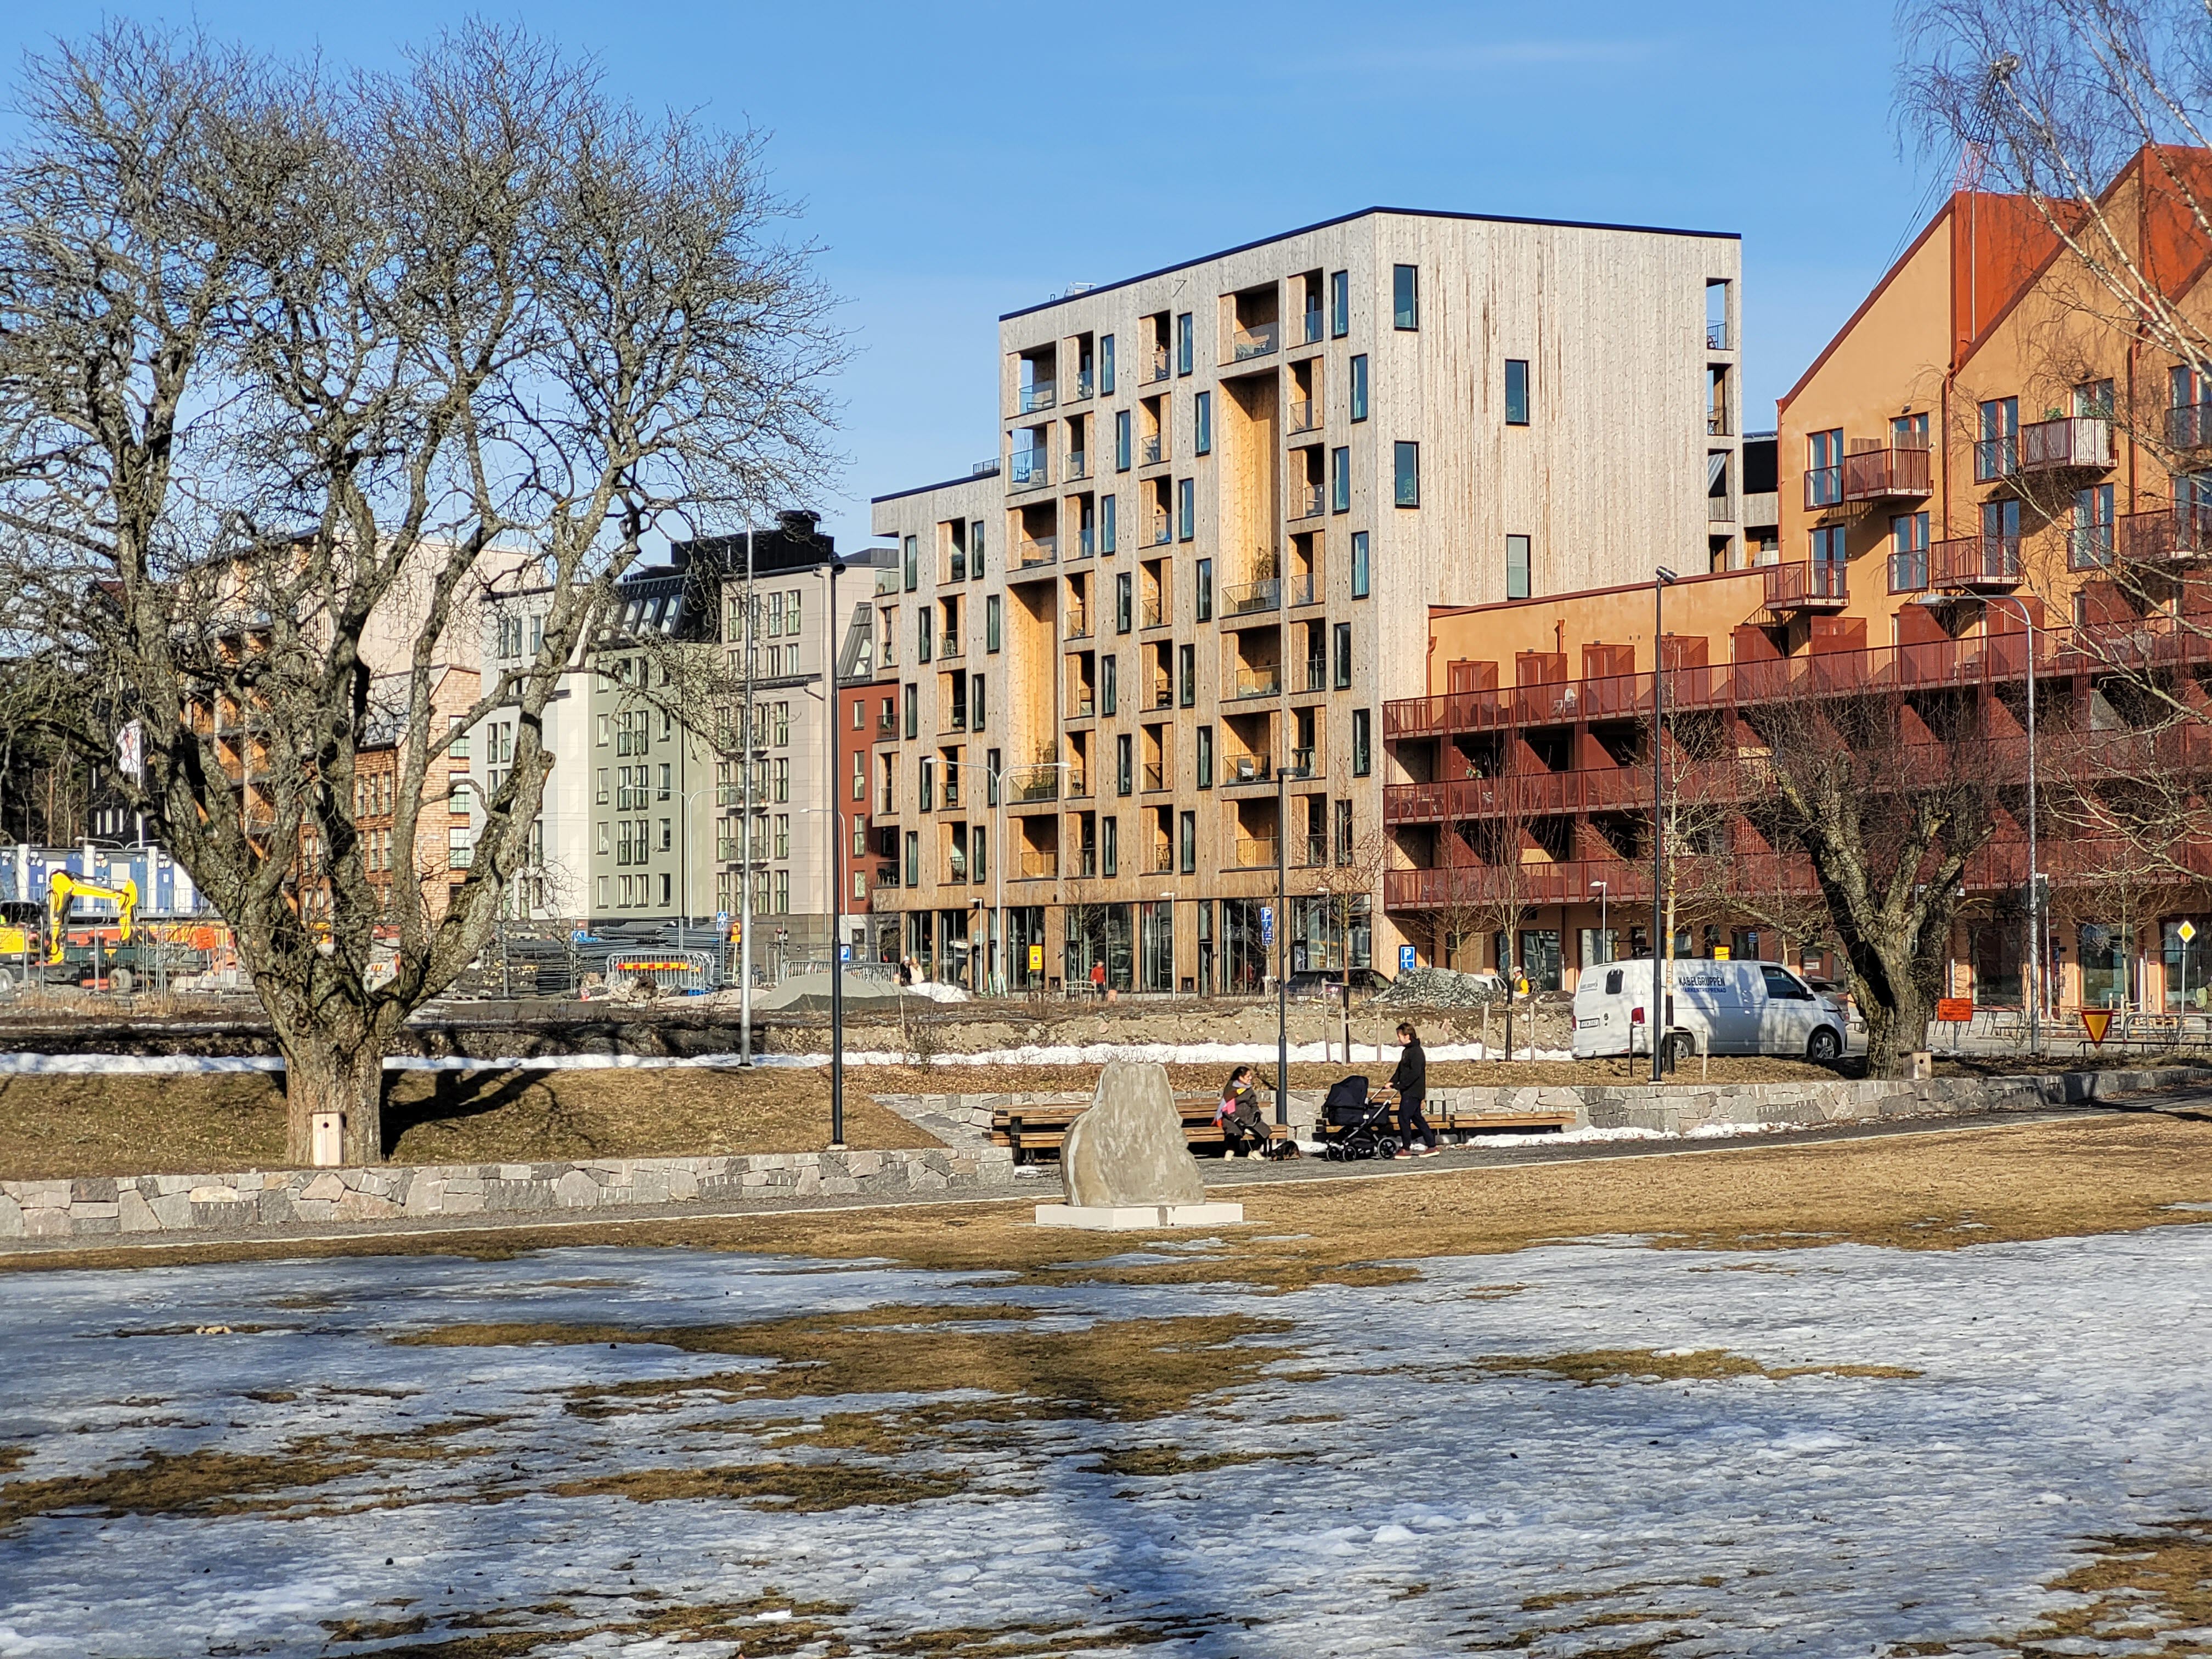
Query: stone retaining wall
0 1146 1018 1243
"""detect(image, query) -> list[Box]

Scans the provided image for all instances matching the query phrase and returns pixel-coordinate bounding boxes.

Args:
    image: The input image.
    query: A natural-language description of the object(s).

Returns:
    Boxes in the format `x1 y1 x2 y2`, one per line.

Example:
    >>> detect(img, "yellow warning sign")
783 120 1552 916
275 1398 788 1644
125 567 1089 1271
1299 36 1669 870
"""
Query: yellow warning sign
2081 1008 2113 1045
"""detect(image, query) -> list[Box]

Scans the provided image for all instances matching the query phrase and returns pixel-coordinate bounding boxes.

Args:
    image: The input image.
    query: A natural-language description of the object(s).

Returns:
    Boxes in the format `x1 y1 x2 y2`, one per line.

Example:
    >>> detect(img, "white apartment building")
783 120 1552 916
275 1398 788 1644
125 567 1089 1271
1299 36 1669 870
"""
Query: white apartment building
868 207 1741 993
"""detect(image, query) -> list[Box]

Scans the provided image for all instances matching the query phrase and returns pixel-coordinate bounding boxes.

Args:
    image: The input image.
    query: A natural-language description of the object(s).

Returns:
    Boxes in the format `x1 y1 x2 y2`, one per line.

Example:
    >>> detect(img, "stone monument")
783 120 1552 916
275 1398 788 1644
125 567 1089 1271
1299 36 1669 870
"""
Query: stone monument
1035 1059 1245 1230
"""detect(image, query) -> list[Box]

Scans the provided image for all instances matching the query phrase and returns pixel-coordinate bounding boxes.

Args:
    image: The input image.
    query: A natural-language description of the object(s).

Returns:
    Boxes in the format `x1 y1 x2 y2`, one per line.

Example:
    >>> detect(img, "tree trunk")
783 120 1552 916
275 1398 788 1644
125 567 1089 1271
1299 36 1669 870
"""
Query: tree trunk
280 1022 388 1167
1861 979 1933 1079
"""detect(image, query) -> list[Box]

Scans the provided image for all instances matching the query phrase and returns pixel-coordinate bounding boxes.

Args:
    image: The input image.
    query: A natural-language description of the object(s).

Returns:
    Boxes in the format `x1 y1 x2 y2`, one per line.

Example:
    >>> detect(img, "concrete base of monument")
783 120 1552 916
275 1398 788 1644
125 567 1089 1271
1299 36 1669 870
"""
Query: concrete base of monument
1034 1201 1246 1231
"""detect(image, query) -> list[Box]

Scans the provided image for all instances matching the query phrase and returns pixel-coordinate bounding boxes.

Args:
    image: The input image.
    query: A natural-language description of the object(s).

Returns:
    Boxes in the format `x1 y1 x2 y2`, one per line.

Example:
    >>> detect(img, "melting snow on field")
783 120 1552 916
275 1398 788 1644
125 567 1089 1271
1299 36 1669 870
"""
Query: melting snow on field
3 1225 2210 1655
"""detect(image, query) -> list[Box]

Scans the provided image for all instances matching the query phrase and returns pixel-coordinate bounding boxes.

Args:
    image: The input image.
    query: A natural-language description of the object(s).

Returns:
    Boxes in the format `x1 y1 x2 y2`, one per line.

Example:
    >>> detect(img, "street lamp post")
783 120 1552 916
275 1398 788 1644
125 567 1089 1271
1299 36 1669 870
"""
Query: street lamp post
1651 567 1678 1084
983 758 1076 999
1991 596 2041 1057
673 785 716 960
740 524 757 1065
1274 751 1312 1126
1591 879 1609 964
825 553 847 1150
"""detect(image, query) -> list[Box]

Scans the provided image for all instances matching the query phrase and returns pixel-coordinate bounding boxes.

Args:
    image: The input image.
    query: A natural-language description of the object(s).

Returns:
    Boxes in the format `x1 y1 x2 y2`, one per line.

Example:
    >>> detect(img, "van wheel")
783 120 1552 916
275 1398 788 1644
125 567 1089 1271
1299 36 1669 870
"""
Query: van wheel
1805 1026 1842 1064
1660 1033 1692 1072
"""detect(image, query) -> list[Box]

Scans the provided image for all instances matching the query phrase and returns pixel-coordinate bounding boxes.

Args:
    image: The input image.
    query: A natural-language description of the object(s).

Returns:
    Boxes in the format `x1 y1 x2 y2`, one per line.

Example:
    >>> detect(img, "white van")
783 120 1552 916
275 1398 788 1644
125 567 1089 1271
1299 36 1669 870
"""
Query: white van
1571 958 1858 1064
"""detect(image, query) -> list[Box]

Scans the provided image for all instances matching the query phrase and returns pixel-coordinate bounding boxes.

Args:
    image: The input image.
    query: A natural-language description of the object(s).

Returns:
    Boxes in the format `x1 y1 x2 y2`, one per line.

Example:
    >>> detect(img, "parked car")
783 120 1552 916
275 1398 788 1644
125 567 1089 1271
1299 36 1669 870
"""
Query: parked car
1571 958 1861 1064
1285 967 1395 1002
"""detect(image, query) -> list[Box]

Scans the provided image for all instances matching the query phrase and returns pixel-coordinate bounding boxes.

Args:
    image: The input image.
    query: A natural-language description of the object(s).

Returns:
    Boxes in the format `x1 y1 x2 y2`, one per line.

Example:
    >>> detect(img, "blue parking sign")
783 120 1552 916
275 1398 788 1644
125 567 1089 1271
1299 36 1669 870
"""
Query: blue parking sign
1260 906 1274 946
1398 944 1417 972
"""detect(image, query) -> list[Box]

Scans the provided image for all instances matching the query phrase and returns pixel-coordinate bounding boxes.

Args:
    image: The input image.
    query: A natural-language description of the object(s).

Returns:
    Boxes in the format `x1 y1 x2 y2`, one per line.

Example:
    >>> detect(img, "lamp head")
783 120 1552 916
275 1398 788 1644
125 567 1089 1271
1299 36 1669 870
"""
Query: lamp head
1655 566 1679 586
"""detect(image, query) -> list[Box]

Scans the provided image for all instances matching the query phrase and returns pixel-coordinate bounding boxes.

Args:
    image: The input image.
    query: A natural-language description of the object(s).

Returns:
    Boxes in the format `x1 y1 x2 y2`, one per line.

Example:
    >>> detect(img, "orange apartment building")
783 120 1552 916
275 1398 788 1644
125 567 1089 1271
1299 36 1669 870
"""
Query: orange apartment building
1383 148 2212 1014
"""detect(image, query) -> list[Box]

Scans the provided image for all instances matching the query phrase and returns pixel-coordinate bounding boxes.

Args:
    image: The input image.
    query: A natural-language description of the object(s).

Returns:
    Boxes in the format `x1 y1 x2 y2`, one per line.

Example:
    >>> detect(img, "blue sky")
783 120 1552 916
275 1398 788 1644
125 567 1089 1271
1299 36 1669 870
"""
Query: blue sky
0 1 1943 553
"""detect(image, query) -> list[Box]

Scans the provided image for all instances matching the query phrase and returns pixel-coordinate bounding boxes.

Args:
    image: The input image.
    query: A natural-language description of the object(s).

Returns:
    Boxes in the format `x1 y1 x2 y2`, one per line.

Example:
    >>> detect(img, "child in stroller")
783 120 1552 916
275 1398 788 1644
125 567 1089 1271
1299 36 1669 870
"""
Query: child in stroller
1317 1075 1403 1161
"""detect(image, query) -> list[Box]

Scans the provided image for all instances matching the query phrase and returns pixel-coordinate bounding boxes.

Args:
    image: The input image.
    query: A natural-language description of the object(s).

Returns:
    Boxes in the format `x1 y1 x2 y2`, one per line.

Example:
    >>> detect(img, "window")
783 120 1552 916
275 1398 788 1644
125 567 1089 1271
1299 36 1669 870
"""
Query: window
904 832 919 889
1329 269 1349 337
1333 622 1353 689
1102 653 1118 715
1893 411 1931 449
973 825 988 885
1351 531 1370 599
773 814 789 859
1333 798 1353 865
1349 354 1368 423
1197 725 1214 788
2071 484 2115 568
1331 446 1351 514
1195 558 1213 622
1812 524 1847 566
1505 359 1530 426
1116 572 1133 633
1506 534 1531 601
903 534 918 591
1891 511 1930 592
970 519 986 579
1976 397 2019 481
919 755 934 812
971 672 986 730
1807 428 1843 507
596 713 610 747
1101 493 1117 555
1115 409 1131 471
1178 643 1196 707
1393 442 1420 507
986 594 1002 652
1392 264 1418 329
1180 810 1197 874
903 682 918 739
1176 312 1193 375
773 758 789 803
1352 708 1372 776
851 749 865 800
1177 477 1195 541
917 608 931 663
595 768 609 805
596 821 611 854
1194 390 1212 455
1116 733 1133 795
595 875 609 909
658 763 672 800
986 747 1001 806
1102 814 1119 877
1101 334 1116 395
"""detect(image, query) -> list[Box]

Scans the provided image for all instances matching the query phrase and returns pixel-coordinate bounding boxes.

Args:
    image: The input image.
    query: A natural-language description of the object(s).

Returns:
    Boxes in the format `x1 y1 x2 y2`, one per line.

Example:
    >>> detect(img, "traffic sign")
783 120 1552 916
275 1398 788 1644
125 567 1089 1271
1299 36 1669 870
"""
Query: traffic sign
1936 997 1974 1023
1261 905 1274 946
2082 1007 2113 1045
1398 944 1417 972
1027 944 1044 973
840 944 851 962
2181 921 2198 944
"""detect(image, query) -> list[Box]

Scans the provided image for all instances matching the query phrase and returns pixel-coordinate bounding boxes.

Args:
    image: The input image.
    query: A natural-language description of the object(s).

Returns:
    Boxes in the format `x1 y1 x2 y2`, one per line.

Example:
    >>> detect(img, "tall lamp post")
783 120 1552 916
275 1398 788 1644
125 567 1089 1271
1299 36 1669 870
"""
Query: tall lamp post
1274 750 1312 1126
1989 595 2041 1056
673 786 716 959
1650 567 1678 1084
984 758 1076 998
825 554 847 1150
739 524 757 1064
1591 879 1609 964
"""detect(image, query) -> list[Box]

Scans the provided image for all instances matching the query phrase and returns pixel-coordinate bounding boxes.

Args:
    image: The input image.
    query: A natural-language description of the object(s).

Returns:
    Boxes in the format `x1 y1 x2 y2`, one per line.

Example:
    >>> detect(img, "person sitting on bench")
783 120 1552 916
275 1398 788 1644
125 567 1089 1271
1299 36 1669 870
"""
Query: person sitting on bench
1216 1065 1271 1158
1390 1022 1439 1158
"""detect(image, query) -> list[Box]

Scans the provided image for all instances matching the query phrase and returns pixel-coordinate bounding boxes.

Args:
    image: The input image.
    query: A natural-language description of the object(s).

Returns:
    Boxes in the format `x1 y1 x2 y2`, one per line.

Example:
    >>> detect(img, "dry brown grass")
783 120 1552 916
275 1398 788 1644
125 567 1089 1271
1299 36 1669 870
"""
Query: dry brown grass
545 1462 964 1512
1474 1348 1922 1386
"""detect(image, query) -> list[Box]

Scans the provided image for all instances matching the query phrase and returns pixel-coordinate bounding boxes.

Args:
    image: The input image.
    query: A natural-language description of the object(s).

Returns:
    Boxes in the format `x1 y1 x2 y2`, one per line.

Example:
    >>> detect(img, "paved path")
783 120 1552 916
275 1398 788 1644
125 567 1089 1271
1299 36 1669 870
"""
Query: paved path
3 1097 2180 1264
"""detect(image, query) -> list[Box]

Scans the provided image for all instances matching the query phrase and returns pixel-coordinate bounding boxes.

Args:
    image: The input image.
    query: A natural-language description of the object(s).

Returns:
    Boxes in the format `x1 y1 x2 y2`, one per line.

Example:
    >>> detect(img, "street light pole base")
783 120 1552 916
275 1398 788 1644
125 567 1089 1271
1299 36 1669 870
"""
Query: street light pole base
826 1142 848 1153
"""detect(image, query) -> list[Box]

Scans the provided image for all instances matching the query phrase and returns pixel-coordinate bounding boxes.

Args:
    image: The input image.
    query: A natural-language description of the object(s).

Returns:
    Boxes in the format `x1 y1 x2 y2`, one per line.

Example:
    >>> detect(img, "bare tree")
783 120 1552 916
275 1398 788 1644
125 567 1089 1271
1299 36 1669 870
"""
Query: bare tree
1308 823 1389 1061
0 24 838 1161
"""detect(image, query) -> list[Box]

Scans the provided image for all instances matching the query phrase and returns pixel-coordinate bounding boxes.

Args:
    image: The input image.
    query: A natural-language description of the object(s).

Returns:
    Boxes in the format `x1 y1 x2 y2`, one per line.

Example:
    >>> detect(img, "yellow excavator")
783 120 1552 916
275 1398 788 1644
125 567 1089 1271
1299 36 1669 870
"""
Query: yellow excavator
44 872 138 964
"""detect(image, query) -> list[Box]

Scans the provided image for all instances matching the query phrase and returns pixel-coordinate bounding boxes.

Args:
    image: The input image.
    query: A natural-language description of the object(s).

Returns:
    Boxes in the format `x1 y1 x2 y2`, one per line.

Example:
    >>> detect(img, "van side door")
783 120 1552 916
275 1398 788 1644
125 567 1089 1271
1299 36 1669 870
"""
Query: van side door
1758 963 1817 1053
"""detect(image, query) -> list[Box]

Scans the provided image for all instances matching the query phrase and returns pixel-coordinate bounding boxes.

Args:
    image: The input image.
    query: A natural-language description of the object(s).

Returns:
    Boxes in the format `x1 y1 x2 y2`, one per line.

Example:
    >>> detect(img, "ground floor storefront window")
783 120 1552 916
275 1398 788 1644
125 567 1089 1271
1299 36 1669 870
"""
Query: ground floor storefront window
1138 900 1174 992
2164 918 2211 1012
2078 923 2131 1008
1221 899 1268 995
1293 896 1371 975
1065 902 1132 992
1970 923 2024 1006
1005 905 1047 991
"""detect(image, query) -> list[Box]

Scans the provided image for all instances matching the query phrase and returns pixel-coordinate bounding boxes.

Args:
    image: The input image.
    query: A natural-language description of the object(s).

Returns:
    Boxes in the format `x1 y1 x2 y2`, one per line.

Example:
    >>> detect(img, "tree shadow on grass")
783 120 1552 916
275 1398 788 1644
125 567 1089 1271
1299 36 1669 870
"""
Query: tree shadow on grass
379 1070 605 1162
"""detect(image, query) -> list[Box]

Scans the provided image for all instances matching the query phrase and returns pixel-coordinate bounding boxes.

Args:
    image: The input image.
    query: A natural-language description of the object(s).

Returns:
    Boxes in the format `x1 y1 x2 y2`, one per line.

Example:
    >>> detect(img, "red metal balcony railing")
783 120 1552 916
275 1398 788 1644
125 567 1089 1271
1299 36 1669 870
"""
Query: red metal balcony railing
1931 534 2021 590
1841 445 1932 503
2019 416 2113 473
1763 559 1848 612
2116 503 2212 566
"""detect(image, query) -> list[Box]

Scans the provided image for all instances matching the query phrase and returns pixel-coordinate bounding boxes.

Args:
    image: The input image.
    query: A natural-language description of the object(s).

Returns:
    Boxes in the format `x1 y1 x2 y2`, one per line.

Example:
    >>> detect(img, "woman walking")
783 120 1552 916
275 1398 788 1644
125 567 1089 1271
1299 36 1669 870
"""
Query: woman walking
1389 1022 1439 1158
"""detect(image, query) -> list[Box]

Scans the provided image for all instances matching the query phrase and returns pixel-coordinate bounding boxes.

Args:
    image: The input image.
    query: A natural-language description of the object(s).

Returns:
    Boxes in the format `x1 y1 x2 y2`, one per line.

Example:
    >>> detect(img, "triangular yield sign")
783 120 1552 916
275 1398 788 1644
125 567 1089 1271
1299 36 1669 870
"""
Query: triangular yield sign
2081 1008 2113 1045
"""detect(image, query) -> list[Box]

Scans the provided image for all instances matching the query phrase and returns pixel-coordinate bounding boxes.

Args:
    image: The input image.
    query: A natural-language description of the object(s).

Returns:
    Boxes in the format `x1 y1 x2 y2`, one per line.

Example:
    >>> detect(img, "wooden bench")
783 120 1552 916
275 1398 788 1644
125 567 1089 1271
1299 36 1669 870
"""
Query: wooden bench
991 1098 1575 1161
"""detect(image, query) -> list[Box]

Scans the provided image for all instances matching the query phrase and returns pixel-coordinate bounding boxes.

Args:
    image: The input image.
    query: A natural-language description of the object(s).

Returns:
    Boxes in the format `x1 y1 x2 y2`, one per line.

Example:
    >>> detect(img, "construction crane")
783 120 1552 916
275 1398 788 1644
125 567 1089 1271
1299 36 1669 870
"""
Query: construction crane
46 872 138 965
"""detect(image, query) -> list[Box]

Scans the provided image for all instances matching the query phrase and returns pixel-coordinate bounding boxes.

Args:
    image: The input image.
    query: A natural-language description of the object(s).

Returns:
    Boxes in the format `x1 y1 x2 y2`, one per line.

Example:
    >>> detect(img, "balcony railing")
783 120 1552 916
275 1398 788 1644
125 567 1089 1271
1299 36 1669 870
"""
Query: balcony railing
1069 693 1095 718
1149 511 1172 546
1074 370 1093 400
1142 763 1165 791
1708 493 1735 522
1231 666 1281 698
1151 677 1173 709
1226 754 1271 784
1230 321 1279 360
1932 533 2022 589
1146 346 1171 383
1140 435 1164 465
1973 436 2018 482
1841 445 1933 502
1009 449 1051 489
2067 524 2114 569
1016 537 1057 569
939 633 963 659
1065 451 1088 481
1017 850 1059 879
1304 306 1324 345
874 865 899 890
1804 465 1842 509
1231 836 1279 868
1707 319 1730 351
1066 609 1092 639
1304 657 1328 692
1018 383 1056 414
1288 399 1321 434
2021 416 2113 473
2170 401 2212 448
2118 503 2212 565
1223 578 1281 615
1300 834 1328 867
1141 598 1165 629
1286 572 1316 606
1292 484 1326 520
1007 769 1060 804
1291 745 1316 775
876 710 896 733
1763 558 1849 611
1070 528 1094 561
1150 845 1175 874
942 780 962 808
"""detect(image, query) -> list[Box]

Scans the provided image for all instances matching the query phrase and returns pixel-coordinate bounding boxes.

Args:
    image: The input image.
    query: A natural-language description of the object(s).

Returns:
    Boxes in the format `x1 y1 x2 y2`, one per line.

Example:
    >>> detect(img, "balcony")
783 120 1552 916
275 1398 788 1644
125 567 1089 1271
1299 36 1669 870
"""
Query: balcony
1015 536 1057 570
1225 754 1271 785
1065 450 1089 481
1842 445 1933 503
1065 608 1092 640
1223 578 1282 616
1932 534 2022 590
1288 399 1320 435
1017 850 1059 879
1973 436 2018 483
1142 763 1165 791
1303 656 1327 692
938 633 963 659
2170 401 2212 448
1286 572 1317 606
2118 504 2212 565
1291 484 1325 521
1291 745 1316 775
1707 319 1731 351
1230 321 1279 361
875 865 899 890
1762 559 1849 612
1150 845 1175 874
1074 370 1093 401
1708 493 1735 523
876 709 896 734
1150 676 1173 710
1145 346 1171 383
1230 667 1281 699
942 780 962 809
1018 383 1057 414
1140 435 1164 466
1007 769 1060 804
1070 528 1094 562
1148 511 1172 546
874 567 900 596
2021 416 2113 473
1009 449 1052 492
1231 836 1279 868
1141 597 1165 629
1069 694 1096 718
1300 834 1328 867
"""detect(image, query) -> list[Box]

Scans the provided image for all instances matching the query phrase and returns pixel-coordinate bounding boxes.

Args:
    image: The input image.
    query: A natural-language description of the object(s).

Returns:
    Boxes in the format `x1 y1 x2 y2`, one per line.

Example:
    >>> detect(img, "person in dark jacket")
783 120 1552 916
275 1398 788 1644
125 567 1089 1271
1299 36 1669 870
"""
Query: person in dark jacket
1389 1022 1438 1157
1216 1065 1271 1158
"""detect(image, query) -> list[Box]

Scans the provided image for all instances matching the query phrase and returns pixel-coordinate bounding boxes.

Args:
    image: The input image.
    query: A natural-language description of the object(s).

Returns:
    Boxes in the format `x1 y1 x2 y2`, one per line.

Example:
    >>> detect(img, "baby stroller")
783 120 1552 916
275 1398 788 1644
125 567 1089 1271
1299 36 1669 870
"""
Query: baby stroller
1318 1075 1400 1162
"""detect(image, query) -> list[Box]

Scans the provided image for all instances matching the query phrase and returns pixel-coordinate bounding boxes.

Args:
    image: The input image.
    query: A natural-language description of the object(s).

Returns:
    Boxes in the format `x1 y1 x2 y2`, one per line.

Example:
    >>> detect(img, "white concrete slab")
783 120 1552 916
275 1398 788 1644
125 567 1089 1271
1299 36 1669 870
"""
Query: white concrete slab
1034 1201 1246 1231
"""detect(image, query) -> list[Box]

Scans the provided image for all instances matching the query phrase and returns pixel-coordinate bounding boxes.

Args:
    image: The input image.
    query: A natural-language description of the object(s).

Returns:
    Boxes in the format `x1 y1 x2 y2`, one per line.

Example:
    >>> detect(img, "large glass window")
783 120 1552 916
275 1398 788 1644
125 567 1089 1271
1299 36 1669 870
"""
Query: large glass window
1392 264 1419 329
902 535 918 591
1806 428 1843 507
1175 312 1194 376
1100 334 1115 395
1505 359 1530 426
1890 511 1929 592
2164 917 2211 1012
985 594 1001 652
1139 900 1174 992
1352 709 1372 776
1332 446 1351 514
1177 477 1195 540
1116 734 1132 797
1351 531 1370 599
1179 644 1196 707
1116 573 1132 633
1333 622 1353 689
2078 923 2129 1009
1194 391 1212 455
2071 484 2114 569
1195 558 1213 622
1197 725 1213 788
1102 653 1118 715
1976 397 2019 481
1179 812 1197 874
1393 442 1420 507
1350 354 1368 422
1115 409 1131 471
1101 493 1117 555
1506 534 1531 600
1329 269 1349 337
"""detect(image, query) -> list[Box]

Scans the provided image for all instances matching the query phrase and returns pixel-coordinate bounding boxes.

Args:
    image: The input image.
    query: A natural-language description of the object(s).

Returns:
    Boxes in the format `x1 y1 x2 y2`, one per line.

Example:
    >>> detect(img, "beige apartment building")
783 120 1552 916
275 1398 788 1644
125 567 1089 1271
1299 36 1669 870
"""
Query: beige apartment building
868 207 1741 994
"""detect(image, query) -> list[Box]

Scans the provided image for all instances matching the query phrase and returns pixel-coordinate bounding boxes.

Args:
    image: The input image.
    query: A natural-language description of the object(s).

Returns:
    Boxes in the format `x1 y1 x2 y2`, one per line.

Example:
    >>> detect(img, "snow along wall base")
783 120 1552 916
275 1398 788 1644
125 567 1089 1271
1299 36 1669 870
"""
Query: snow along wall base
1035 1201 1246 1231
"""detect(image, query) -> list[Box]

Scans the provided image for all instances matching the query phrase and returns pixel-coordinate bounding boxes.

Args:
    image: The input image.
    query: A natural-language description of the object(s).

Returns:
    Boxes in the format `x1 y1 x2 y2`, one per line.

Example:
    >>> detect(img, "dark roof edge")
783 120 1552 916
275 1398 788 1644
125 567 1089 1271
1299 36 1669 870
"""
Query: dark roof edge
998 206 1742 322
870 468 1002 506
